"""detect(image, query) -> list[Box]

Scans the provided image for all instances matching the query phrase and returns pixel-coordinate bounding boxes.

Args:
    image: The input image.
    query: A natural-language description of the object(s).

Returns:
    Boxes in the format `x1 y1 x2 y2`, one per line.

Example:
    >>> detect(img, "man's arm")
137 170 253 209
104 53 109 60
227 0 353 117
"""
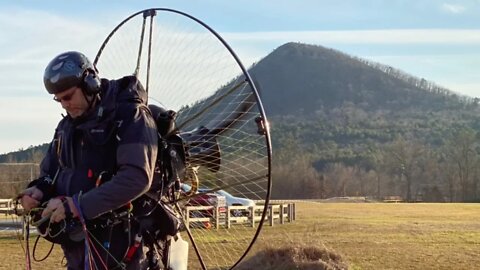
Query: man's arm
79 104 158 219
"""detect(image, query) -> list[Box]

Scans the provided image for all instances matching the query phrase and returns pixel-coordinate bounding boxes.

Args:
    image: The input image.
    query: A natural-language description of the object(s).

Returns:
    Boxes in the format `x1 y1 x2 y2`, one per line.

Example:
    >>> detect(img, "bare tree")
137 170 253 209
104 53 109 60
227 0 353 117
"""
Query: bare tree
443 128 478 201
383 137 424 202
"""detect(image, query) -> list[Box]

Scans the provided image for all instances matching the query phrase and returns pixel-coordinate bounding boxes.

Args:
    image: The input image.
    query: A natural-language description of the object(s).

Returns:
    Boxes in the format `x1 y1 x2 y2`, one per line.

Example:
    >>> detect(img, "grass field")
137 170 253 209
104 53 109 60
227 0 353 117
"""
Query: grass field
1 202 480 269
252 202 480 270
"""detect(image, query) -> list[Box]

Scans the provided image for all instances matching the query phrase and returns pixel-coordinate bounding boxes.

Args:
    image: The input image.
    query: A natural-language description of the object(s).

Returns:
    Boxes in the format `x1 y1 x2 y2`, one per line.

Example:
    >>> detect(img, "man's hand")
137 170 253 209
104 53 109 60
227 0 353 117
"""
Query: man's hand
42 197 79 223
19 187 44 212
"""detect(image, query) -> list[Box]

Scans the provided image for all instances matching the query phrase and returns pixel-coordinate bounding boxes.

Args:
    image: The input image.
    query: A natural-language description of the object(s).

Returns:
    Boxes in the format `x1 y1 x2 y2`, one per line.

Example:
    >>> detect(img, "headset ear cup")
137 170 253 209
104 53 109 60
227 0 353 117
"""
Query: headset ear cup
83 70 101 95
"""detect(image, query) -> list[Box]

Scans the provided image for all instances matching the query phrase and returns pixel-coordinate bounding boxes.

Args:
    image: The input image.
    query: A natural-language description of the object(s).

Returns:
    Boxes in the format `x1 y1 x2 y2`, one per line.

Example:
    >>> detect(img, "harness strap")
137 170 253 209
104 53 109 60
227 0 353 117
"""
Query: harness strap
24 215 32 270
61 197 74 220
72 194 93 270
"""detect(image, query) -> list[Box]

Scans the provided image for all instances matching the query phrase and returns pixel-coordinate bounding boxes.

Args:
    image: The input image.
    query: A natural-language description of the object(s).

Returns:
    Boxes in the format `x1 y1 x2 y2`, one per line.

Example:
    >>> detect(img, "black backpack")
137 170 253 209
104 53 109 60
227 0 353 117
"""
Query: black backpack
132 104 185 240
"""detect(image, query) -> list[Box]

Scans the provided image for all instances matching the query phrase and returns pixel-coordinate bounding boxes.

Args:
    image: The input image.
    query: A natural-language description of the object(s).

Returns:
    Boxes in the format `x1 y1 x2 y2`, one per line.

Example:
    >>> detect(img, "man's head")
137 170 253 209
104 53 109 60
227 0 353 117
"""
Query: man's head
44 51 101 118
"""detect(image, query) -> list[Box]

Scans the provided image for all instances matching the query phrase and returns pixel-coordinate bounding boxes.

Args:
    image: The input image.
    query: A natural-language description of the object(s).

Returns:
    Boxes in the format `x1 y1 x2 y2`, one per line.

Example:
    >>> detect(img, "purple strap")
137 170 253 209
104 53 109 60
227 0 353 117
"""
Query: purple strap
72 194 90 270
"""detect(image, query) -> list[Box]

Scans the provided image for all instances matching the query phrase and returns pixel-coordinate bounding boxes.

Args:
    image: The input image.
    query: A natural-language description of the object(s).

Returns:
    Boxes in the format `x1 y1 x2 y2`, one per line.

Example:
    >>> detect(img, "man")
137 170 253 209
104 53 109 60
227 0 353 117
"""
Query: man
20 51 158 270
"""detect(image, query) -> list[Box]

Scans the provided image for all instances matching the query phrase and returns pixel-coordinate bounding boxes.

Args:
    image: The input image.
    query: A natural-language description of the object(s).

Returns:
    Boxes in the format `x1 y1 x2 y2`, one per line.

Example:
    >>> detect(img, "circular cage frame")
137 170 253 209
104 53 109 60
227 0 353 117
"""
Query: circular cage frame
93 8 273 270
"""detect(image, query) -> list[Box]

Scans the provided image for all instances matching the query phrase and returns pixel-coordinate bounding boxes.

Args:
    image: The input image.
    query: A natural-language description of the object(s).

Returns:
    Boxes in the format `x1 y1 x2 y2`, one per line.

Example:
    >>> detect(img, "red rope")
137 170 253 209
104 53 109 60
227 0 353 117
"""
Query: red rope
87 234 109 270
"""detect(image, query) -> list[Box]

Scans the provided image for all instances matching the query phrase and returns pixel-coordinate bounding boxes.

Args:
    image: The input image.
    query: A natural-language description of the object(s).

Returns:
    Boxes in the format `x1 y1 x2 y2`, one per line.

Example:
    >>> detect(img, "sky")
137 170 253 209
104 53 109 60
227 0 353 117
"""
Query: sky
0 0 479 154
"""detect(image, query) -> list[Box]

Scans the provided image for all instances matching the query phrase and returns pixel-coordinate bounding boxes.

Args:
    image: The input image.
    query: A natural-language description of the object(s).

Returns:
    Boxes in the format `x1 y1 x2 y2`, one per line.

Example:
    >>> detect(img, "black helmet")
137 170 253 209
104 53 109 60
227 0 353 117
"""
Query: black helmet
43 51 101 95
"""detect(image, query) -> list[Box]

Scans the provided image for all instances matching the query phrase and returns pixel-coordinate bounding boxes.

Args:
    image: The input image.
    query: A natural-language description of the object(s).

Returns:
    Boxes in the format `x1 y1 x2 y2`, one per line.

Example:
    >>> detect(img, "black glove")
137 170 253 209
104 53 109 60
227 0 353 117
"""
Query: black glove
27 176 55 201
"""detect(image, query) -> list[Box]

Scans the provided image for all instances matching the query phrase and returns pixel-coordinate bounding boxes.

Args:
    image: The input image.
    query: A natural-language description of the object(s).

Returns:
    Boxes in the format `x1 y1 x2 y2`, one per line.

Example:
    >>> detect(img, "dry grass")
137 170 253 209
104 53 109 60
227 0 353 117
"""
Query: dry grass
0 235 64 270
1 203 480 269
235 244 347 270
251 202 480 270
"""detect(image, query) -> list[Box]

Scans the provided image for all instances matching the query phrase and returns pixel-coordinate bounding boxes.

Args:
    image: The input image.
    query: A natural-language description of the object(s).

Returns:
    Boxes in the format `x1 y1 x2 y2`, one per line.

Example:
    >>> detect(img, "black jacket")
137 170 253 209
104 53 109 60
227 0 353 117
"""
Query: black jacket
36 76 158 220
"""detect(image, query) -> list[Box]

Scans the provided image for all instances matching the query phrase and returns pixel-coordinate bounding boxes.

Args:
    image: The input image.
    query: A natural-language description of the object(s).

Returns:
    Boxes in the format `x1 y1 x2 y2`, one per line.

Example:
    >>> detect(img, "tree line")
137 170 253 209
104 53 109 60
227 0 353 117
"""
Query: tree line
271 127 480 202
1 127 479 202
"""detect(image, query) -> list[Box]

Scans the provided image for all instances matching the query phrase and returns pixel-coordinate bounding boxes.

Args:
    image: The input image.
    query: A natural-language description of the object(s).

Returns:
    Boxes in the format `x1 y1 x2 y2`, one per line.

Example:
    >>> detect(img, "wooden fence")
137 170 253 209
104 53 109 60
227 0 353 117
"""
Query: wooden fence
0 198 296 230
0 199 14 215
383 196 404 203
184 203 296 229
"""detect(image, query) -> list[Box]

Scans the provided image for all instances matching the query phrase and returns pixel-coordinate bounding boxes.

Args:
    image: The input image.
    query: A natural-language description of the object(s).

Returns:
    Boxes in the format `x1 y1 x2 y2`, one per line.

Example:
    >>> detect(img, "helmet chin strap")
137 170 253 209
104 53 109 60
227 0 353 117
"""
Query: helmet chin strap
79 88 99 117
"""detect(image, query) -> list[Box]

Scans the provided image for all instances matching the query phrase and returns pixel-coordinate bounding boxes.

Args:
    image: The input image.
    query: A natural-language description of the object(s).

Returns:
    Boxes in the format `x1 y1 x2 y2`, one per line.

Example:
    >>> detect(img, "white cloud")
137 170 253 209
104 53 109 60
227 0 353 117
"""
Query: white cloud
0 8 115 98
227 29 480 81
0 9 111 60
225 29 480 45
0 96 63 154
441 3 467 14
0 8 111 153
361 53 480 97
443 83 480 97
0 8 254 153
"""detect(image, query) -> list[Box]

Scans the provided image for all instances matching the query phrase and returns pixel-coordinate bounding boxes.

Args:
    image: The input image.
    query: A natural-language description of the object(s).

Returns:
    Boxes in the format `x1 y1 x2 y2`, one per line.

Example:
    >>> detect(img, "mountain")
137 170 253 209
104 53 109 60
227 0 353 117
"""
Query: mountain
251 42 475 116
248 42 480 151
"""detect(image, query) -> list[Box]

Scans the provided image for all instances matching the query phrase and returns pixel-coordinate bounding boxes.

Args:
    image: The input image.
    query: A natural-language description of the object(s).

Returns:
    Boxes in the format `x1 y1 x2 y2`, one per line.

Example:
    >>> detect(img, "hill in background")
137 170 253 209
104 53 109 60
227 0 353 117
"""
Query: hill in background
248 42 480 202
251 42 474 117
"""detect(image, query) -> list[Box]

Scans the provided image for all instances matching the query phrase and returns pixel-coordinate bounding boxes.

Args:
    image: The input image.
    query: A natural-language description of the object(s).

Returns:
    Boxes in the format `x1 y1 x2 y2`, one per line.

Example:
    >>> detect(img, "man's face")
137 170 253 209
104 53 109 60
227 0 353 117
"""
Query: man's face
53 86 89 118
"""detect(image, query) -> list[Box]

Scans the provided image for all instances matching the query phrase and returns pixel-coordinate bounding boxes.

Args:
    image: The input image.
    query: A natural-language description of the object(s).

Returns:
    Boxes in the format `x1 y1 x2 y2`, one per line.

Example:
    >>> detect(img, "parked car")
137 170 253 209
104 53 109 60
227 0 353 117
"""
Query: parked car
198 188 256 217
180 184 227 222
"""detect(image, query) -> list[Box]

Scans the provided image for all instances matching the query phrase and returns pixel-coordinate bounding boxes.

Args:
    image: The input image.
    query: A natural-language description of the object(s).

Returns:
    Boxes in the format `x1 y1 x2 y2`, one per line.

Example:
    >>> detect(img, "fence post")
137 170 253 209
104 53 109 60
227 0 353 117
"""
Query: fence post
292 203 296 221
215 206 220 230
279 204 284 224
269 205 274 226
249 206 255 228
286 203 291 222
226 207 231 229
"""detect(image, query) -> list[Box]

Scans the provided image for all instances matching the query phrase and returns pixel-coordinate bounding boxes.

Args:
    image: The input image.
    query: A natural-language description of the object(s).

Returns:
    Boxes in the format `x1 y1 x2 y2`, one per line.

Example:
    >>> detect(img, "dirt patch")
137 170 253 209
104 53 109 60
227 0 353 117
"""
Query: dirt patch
236 244 348 270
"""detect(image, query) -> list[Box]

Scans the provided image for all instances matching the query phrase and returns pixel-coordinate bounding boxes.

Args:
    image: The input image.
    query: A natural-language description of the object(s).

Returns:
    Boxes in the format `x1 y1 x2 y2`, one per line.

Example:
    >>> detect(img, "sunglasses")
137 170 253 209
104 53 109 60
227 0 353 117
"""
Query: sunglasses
53 89 77 103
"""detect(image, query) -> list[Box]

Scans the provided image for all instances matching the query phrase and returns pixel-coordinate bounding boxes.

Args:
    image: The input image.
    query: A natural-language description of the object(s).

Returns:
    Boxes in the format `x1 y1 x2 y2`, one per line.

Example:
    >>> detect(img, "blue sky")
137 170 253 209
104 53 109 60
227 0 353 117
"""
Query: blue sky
1 0 479 154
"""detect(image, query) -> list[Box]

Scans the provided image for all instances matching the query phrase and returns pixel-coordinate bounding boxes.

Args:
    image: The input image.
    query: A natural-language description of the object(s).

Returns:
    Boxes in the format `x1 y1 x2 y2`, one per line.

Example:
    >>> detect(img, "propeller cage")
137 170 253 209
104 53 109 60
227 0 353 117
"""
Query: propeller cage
180 127 221 173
